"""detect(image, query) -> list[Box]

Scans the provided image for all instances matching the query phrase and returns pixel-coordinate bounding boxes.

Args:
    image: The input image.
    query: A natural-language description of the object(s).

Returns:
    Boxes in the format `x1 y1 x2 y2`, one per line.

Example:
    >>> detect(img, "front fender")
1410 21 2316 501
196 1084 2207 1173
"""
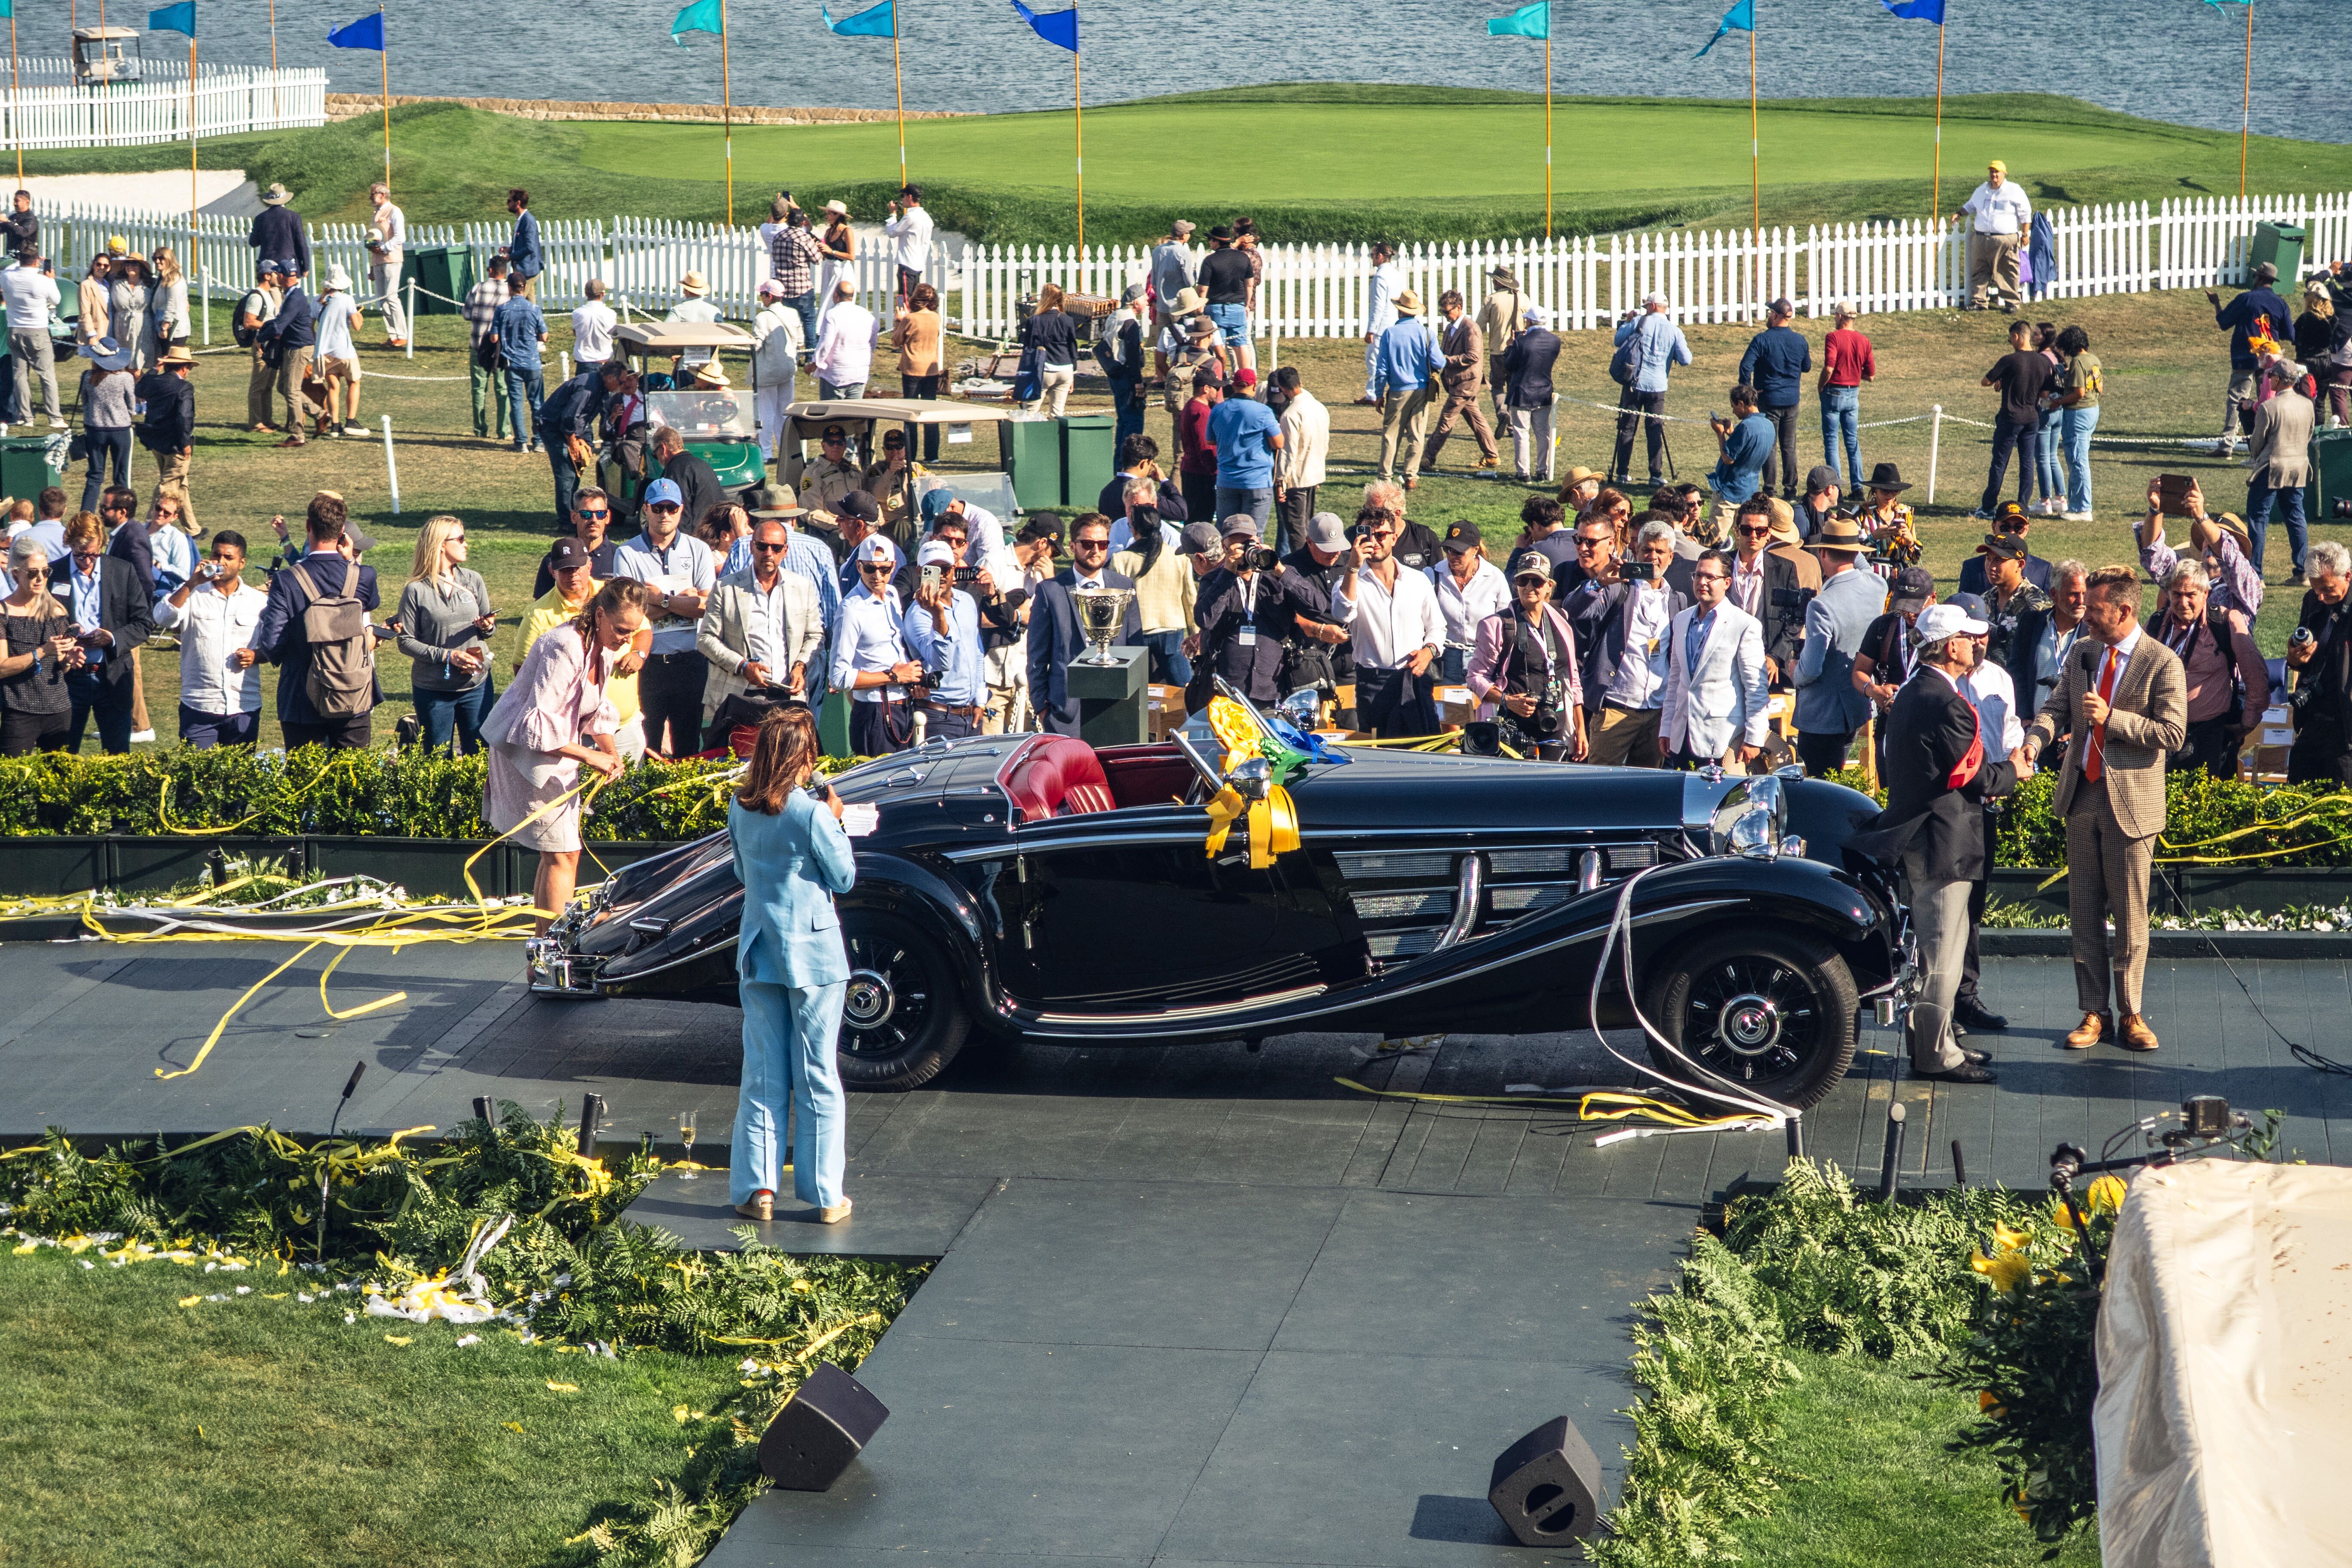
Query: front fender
1609 853 1899 1003
838 851 999 1025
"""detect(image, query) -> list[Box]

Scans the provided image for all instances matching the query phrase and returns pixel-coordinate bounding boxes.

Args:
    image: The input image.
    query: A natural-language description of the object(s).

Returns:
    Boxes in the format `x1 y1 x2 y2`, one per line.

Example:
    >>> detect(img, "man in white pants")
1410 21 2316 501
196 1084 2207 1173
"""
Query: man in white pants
1359 241 1402 406
750 279 803 462
365 182 408 348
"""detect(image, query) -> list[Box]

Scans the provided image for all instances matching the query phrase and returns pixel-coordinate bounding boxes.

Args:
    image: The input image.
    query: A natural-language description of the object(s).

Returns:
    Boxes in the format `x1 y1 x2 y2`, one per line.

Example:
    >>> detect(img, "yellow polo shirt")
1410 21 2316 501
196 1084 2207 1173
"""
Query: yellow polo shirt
522 581 642 725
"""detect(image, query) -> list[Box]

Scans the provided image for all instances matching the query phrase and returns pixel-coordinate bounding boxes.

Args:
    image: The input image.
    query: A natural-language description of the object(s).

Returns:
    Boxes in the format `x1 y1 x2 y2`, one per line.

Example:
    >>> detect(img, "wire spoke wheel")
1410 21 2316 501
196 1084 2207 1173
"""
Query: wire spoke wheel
832 916 971 1090
1647 928 1857 1111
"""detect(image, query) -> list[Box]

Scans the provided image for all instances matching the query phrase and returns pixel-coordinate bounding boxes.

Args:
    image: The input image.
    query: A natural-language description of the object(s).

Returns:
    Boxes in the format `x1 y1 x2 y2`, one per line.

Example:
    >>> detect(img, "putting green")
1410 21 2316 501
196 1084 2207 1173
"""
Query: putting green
576 99 2186 204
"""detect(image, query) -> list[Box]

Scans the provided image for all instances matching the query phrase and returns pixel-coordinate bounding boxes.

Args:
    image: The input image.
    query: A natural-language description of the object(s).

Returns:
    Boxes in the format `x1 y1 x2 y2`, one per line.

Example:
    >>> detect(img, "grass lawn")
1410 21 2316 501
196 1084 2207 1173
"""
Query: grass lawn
1727 1350 2100 1568
69 277 2321 754
0 1244 749 1567
28 88 2352 245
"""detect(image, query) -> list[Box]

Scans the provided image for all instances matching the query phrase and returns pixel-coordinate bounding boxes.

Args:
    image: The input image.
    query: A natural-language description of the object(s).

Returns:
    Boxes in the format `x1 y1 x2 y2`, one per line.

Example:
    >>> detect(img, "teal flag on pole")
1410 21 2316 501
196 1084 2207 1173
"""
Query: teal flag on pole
149 1 196 36
671 0 722 46
823 0 897 37
0 1 16 19
1485 1 1548 40
1694 0 1753 57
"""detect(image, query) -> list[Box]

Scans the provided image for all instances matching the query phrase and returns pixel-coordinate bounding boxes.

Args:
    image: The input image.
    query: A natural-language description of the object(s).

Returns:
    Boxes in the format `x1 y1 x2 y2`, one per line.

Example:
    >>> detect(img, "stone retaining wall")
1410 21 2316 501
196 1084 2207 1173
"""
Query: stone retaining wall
324 93 967 126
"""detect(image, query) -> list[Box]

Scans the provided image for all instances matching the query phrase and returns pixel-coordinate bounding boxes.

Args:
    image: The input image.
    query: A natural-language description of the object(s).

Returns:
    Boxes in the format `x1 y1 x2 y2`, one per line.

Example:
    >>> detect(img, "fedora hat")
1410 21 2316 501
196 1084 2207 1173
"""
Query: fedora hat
1809 514 1871 553
261 182 291 206
2211 511 2253 552
748 482 806 520
691 360 732 389
680 270 710 295
1170 286 1206 316
156 344 196 369
1394 289 1424 316
1863 461 1911 493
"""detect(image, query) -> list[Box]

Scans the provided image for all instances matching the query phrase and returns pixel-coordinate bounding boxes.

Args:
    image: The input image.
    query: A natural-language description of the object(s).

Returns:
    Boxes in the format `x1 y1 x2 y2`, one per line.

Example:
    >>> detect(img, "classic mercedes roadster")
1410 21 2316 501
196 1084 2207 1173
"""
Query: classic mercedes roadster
530 690 1908 1109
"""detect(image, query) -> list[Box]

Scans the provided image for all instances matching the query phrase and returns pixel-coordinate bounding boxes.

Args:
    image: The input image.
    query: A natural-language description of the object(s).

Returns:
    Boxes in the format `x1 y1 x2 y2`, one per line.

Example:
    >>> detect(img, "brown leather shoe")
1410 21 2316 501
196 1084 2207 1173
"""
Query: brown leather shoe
2118 1014 2160 1052
2063 1012 2112 1050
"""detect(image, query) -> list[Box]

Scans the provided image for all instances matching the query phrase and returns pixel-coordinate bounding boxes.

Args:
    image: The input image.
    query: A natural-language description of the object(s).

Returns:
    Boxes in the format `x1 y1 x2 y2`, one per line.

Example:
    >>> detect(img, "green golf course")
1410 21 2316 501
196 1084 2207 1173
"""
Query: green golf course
31 84 2352 244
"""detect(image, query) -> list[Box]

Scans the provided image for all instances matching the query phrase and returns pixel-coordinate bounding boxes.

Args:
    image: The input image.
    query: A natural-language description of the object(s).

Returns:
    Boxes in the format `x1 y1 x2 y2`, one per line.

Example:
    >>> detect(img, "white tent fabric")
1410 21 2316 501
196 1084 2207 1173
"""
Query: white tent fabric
2095 1160 2352 1568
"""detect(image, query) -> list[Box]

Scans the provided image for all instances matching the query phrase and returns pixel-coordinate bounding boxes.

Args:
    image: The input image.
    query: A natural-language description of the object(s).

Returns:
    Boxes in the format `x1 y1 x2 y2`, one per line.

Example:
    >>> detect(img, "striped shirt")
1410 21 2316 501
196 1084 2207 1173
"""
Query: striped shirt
462 277 510 345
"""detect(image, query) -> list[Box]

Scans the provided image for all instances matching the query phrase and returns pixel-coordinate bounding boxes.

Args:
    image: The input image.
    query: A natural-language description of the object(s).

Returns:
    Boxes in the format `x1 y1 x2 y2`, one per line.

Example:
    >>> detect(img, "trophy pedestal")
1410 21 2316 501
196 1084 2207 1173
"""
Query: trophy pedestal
1067 645 1148 748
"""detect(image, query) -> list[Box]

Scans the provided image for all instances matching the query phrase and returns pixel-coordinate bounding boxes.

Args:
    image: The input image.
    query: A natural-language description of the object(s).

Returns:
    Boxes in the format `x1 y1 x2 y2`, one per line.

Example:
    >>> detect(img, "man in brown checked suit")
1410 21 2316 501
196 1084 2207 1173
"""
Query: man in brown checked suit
1421 289 1500 474
2019 564 2187 1052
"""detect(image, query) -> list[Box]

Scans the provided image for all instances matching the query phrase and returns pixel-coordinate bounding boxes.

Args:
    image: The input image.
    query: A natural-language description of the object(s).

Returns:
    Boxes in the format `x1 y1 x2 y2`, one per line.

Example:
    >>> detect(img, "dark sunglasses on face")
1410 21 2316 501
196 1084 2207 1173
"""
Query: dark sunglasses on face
577 508 609 521
1574 536 1608 550
860 562 893 574
752 541 787 552
17 565 48 577
649 502 682 514
1736 524 1772 537
1074 538 1109 551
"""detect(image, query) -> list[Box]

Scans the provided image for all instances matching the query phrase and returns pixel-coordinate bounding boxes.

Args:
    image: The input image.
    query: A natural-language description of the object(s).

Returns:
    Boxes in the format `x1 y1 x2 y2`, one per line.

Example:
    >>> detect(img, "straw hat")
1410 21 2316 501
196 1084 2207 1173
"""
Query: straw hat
1394 289 1424 316
156 344 196 369
691 361 732 389
680 271 709 295
261 183 291 206
824 199 849 217
1809 515 1870 554
1170 286 1205 316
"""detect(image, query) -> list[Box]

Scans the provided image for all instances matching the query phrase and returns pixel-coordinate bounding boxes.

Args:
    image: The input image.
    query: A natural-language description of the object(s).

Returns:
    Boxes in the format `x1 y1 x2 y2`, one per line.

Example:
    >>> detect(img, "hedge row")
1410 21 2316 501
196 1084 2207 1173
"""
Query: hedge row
0 747 761 842
1994 768 2352 869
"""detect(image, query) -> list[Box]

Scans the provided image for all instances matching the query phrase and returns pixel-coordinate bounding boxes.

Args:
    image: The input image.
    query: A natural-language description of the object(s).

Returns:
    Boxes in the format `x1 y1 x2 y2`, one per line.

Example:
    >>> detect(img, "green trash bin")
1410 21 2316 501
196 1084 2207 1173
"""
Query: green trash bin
2312 426 2352 526
1001 416 1064 511
0 432 65 502
1060 413 1115 509
2251 221 2306 288
401 245 477 318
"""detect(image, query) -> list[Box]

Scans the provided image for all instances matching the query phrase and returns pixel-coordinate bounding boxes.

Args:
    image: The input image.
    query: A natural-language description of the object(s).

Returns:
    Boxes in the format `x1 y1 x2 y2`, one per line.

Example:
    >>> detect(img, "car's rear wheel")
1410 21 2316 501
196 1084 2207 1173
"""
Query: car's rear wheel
835 915 972 1091
1643 927 1858 1112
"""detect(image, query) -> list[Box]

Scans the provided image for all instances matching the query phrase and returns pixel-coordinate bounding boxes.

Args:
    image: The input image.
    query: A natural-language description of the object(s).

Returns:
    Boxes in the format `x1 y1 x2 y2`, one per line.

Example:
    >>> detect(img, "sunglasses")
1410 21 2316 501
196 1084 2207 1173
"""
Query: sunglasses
1736 524 1773 537
17 565 48 577
1074 538 1110 550
448 532 467 542
860 561 894 574
649 502 683 513
752 541 787 552
577 509 610 521
1574 536 1608 550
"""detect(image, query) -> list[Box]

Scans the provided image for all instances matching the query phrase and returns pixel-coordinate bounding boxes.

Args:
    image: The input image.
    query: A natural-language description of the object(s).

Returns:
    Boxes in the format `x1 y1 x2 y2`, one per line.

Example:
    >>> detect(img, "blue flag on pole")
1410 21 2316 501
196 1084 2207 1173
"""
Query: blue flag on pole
1694 0 1752 57
327 10 384 49
1011 0 1078 52
149 0 195 35
823 0 896 37
1485 1 1549 40
671 0 721 45
1878 0 1944 19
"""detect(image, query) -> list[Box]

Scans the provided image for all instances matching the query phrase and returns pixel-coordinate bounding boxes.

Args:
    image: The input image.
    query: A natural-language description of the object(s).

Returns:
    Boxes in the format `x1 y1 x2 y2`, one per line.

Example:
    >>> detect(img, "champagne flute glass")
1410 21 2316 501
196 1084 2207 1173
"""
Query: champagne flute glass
677 1111 699 1179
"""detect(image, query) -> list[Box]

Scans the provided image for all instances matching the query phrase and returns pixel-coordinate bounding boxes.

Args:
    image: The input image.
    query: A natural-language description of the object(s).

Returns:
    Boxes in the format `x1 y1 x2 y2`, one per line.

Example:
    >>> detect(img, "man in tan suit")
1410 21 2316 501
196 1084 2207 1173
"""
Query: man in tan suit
1422 290 1499 474
2245 358 2314 582
2020 564 2187 1052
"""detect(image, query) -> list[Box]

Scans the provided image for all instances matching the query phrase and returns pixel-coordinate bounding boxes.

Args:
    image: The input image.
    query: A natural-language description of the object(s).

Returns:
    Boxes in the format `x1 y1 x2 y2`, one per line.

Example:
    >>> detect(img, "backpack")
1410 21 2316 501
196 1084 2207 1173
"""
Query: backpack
1608 324 1641 388
284 556 376 719
234 289 268 349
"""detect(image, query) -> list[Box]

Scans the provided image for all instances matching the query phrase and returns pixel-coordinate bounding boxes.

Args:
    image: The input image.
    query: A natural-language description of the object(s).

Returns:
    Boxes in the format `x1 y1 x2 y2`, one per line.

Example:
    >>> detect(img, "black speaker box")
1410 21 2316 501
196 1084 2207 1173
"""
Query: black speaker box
1487 1415 1603 1545
759 1362 891 1491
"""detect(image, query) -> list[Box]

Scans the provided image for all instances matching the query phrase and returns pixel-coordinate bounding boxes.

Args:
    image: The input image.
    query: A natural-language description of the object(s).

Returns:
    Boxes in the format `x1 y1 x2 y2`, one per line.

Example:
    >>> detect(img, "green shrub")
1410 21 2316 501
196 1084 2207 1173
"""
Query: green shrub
1995 769 2352 869
0 747 791 842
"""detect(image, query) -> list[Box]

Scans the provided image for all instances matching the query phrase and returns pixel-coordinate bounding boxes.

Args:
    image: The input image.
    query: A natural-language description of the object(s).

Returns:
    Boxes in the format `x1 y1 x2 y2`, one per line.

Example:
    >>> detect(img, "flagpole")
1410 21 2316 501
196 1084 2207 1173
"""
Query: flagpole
1543 32 1552 240
10 12 20 189
188 37 198 244
377 7 390 193
2238 0 2251 199
891 2 906 186
268 0 279 124
1747 21 1758 236
1073 43 1083 251
719 0 733 225
1931 20 1945 220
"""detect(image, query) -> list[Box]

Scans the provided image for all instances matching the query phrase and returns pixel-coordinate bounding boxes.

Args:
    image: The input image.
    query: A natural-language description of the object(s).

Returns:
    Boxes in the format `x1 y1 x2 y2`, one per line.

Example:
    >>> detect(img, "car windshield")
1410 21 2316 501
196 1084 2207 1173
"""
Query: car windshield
646 388 756 442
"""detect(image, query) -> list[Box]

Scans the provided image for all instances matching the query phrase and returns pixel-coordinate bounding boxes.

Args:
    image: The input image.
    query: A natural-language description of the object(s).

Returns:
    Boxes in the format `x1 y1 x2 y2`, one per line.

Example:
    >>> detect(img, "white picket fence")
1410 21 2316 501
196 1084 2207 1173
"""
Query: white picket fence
31 188 2352 340
2 60 325 150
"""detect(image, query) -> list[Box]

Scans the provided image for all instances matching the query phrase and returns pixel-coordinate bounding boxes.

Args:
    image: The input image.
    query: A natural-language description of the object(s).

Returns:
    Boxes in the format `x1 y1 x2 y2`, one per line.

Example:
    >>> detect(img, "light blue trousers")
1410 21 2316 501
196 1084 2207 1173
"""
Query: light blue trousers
732 978 848 1209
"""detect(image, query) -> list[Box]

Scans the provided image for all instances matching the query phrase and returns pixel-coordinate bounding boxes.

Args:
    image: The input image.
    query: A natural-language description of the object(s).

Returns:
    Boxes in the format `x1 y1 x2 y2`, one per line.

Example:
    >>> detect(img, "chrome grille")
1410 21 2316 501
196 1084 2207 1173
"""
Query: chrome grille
1352 890 1454 922
1332 850 1455 879
1367 929 1442 959
1489 884 1572 915
1608 842 1660 871
1486 848 1577 876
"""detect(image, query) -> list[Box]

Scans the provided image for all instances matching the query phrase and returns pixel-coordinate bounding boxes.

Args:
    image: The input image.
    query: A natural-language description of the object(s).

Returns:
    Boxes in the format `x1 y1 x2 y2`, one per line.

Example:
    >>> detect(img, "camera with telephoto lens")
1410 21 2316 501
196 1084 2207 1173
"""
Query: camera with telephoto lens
1496 673 1570 755
1247 545 1281 572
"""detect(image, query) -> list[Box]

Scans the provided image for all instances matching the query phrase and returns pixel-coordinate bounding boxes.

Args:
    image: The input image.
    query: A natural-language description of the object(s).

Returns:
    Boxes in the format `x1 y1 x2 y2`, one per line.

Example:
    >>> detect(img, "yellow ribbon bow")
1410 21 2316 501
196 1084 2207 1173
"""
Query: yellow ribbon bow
1200 698 1302 869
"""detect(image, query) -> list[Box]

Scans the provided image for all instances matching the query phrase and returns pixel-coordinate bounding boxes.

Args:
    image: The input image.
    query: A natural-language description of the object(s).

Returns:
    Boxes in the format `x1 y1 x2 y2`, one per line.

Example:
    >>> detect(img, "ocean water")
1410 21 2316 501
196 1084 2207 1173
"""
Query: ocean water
23 0 2337 143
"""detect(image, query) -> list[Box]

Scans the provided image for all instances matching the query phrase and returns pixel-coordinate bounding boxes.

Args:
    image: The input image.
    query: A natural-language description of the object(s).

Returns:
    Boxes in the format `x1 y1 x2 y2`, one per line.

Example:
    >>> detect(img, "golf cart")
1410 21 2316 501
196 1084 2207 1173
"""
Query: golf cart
773 397 1016 524
73 27 144 84
612 319 766 497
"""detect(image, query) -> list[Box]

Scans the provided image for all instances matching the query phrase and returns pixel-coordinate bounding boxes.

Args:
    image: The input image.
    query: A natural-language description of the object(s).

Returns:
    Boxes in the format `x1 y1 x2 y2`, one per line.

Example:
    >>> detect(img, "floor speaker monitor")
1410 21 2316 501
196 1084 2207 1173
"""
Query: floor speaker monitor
759 1362 891 1491
1488 1415 1604 1545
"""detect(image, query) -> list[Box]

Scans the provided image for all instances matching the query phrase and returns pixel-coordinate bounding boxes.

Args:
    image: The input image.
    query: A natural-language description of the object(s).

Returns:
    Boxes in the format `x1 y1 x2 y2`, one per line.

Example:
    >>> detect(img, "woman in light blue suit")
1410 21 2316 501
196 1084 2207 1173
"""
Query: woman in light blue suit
727 706 857 1224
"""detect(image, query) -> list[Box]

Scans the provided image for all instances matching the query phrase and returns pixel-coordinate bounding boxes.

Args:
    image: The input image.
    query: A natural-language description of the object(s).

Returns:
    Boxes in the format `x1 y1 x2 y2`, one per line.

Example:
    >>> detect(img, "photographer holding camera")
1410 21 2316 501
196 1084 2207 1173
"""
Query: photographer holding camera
1465 550 1588 761
2152 558 2266 779
1191 515 1302 709
1564 516 1687 766
2285 540 2352 786
1276 513 1357 725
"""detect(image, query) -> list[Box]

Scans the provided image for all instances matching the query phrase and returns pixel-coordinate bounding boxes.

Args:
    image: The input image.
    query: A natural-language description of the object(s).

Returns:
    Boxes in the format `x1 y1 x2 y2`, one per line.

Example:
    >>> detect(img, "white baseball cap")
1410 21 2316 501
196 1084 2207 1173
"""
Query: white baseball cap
1524 303 1552 327
1914 603 1989 643
854 535 897 564
917 539 956 568
1642 292 1669 309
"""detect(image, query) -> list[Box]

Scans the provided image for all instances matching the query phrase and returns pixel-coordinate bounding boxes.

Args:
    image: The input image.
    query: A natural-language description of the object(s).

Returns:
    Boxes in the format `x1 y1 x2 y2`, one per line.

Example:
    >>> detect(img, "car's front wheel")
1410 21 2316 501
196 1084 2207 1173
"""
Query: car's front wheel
834 915 973 1091
1643 927 1858 1111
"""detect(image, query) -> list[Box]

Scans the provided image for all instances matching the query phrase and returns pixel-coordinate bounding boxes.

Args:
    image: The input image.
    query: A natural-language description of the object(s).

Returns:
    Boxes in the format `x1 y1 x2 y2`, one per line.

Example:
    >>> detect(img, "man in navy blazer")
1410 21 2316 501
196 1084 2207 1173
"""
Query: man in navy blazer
1026 513 1142 735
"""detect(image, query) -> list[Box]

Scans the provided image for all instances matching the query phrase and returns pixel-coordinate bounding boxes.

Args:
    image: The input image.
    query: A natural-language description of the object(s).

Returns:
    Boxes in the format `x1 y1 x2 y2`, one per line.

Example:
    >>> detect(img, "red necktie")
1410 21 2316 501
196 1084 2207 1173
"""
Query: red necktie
2083 648 2119 783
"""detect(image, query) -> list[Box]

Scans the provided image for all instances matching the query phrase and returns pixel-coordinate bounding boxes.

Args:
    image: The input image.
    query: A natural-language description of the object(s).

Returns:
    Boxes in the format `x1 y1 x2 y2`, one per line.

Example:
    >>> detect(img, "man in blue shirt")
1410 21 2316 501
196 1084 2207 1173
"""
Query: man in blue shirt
1610 295 1693 488
537 359 626 531
505 188 542 295
257 263 315 448
1371 289 1444 489
901 539 986 740
494 286 549 455
1207 370 1285 539
2206 262 2294 454
1706 386 1776 541
1737 298 1812 500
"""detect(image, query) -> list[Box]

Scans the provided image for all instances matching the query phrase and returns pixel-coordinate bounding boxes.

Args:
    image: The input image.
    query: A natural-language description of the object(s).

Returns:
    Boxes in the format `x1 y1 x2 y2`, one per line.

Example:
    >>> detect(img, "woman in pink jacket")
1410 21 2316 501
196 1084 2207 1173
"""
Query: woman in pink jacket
483 579 648 934
1464 550 1588 762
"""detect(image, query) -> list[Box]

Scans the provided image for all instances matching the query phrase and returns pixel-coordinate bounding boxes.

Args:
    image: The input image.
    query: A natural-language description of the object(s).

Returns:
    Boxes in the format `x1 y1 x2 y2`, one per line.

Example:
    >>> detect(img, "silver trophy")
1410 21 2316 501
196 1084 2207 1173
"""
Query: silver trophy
1072 587 1135 665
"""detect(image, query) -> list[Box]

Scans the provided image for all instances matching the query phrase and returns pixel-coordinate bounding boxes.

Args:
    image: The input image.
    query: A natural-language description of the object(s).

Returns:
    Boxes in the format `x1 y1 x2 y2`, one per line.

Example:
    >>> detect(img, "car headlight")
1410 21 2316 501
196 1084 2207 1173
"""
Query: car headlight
1709 776 1786 861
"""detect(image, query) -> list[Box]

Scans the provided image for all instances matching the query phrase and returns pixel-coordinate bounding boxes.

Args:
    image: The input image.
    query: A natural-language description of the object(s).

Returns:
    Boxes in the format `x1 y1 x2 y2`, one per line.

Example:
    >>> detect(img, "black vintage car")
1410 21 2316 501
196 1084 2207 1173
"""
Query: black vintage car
529 690 1909 1109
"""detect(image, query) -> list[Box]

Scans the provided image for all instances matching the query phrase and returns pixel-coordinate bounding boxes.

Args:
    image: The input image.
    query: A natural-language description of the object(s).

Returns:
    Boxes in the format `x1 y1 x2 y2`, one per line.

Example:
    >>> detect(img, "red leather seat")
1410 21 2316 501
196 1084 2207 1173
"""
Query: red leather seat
1001 736 1116 821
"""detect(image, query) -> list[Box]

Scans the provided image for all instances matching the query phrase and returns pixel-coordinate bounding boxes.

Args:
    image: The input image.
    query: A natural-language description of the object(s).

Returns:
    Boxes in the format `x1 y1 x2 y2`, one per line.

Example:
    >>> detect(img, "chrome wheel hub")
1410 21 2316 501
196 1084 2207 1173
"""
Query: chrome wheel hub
1716 992 1783 1057
844 968 896 1029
